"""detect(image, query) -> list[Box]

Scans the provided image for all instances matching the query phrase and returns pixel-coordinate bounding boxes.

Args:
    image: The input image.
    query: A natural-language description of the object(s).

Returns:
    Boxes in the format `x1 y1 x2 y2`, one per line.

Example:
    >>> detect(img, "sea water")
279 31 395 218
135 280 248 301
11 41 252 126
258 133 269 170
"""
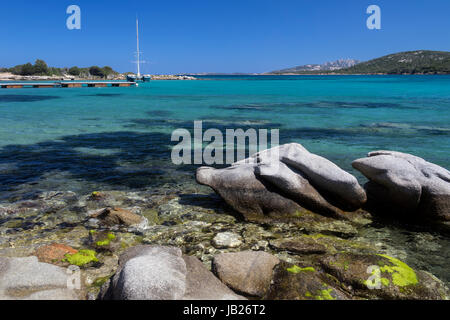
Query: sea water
0 75 448 200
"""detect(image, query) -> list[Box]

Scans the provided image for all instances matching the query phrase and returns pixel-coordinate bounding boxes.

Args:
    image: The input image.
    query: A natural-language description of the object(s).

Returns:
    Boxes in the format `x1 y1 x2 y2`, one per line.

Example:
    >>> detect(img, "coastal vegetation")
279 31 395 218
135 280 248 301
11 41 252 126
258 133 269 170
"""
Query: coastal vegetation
0 60 197 81
1 59 119 78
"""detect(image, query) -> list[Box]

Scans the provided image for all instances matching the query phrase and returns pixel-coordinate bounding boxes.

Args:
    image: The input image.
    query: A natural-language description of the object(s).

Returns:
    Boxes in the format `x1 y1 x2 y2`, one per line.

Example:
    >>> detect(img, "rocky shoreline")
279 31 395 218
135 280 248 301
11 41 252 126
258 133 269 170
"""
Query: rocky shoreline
0 143 449 300
0 72 196 82
150 75 197 80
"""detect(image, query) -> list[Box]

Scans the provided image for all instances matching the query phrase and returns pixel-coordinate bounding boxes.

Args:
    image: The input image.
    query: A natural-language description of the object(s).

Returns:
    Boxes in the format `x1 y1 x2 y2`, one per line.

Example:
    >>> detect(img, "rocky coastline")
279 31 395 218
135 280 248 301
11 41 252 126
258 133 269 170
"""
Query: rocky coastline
150 75 197 80
0 72 196 82
0 143 449 300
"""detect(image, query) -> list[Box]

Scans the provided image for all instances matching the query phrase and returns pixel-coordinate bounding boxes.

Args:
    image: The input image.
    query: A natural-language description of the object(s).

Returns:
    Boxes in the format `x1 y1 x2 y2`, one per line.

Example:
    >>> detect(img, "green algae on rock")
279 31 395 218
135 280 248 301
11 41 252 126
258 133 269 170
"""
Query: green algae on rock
320 253 449 299
311 288 336 300
286 265 316 274
270 233 375 258
89 230 119 252
92 275 112 288
264 261 348 300
64 249 98 267
377 254 418 287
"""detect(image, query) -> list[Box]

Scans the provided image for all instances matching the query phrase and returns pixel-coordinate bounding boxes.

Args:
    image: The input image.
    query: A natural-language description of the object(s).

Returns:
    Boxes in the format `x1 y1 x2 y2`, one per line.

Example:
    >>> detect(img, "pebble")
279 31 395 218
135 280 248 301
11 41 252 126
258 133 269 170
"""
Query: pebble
212 232 242 249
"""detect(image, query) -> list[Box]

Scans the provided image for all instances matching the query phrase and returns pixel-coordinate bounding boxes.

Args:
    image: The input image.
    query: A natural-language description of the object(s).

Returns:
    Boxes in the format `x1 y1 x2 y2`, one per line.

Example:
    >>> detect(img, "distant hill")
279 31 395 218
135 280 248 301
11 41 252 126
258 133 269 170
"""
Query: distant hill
267 51 450 75
339 50 450 74
267 59 360 74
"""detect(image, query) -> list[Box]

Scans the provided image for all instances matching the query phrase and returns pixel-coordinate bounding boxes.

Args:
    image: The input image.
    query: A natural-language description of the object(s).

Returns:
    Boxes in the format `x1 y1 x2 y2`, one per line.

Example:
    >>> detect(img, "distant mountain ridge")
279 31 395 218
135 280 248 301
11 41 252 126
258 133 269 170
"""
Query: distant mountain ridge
267 59 360 74
267 51 450 75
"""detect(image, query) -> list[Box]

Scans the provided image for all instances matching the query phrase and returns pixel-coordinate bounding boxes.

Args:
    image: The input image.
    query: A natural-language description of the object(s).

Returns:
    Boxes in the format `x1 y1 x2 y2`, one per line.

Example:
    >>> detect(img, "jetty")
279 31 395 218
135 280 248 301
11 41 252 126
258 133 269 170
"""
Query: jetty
0 81 137 89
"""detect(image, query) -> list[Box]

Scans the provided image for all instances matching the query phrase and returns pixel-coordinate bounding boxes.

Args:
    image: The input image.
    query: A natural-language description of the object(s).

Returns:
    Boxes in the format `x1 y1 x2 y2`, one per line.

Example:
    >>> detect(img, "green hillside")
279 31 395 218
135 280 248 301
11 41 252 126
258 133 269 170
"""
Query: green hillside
340 50 450 74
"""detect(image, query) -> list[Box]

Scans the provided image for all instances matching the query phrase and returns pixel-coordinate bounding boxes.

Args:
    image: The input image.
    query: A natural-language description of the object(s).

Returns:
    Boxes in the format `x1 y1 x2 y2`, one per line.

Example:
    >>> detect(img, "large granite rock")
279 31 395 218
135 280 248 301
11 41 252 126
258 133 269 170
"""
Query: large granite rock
255 161 345 218
99 246 186 300
258 144 366 210
212 251 280 297
0 256 80 300
196 163 304 221
183 255 245 300
196 143 366 221
352 150 450 221
99 245 245 300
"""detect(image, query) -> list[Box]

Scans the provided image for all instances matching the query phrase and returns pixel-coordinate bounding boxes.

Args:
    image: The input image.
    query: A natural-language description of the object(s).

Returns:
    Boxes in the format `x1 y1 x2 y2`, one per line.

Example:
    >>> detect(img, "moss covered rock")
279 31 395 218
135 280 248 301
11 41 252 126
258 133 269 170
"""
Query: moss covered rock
34 243 78 266
320 253 449 299
263 261 349 300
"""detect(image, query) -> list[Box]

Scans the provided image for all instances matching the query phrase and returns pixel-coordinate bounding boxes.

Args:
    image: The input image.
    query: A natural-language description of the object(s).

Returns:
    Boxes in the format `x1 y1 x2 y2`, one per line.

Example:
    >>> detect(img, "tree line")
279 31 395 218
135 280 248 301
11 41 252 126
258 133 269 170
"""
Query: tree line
0 59 119 78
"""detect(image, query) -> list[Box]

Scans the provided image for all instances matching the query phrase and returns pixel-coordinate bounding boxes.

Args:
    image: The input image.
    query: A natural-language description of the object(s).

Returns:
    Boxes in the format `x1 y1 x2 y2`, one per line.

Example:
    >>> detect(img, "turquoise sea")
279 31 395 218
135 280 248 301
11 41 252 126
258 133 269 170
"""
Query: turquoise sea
0 75 449 201
0 75 449 286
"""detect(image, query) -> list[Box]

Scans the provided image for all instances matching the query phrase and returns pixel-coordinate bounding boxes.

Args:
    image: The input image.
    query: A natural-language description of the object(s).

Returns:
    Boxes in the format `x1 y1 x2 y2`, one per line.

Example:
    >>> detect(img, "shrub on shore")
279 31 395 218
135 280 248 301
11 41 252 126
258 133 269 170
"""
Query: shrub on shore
3 59 119 79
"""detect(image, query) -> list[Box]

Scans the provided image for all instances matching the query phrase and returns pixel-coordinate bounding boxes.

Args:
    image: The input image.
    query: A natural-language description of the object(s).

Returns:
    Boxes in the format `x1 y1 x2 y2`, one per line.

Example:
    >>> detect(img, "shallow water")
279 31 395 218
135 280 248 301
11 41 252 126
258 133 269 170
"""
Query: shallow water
0 75 449 286
1 75 449 198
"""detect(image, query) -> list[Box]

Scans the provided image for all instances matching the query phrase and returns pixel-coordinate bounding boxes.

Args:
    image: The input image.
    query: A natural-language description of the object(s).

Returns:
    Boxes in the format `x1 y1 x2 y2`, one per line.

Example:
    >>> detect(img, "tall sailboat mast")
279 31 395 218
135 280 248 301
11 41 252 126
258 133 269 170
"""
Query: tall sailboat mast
136 18 141 77
128 16 150 82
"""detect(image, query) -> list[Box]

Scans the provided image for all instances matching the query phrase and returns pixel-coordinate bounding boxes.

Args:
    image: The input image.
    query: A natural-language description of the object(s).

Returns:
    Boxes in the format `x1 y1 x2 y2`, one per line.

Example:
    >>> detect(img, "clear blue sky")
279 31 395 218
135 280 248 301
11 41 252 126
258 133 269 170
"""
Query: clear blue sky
1 0 449 74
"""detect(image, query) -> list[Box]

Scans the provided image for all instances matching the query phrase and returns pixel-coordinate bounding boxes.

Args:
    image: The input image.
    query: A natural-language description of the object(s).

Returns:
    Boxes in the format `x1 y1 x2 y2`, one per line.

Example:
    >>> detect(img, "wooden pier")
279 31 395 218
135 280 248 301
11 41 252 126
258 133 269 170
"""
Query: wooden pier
0 81 137 89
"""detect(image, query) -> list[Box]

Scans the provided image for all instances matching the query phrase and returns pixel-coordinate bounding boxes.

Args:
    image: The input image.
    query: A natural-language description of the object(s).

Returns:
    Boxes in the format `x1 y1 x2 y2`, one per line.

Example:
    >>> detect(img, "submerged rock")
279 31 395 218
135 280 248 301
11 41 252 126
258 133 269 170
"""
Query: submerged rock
98 245 245 300
353 150 450 221
89 207 147 227
270 234 375 257
89 230 119 252
196 143 366 222
307 220 359 238
212 251 280 297
212 232 243 249
270 238 327 255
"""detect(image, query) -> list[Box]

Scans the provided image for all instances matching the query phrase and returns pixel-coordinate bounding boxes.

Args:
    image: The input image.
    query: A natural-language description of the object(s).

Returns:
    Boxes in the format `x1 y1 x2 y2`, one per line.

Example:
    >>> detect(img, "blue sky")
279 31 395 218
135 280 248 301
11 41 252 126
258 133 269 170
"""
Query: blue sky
1 0 449 73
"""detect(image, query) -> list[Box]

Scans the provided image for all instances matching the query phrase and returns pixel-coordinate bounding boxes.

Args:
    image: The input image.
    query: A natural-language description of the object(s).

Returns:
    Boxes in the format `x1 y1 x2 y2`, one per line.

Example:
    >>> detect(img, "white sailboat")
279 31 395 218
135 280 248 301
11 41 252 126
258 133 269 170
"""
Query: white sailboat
127 18 151 82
